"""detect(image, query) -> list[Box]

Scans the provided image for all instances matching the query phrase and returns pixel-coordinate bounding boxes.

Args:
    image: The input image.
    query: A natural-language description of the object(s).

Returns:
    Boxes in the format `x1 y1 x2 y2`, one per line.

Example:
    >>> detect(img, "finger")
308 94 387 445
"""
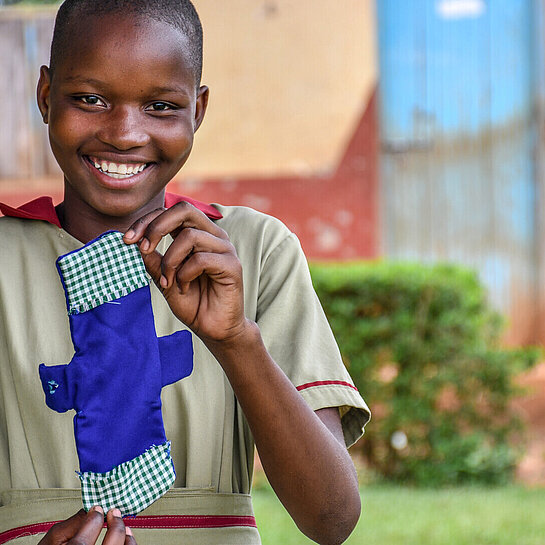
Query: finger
70 506 105 545
124 525 137 545
160 229 235 289
140 249 166 289
123 208 165 245
102 509 126 545
136 201 228 255
175 252 241 293
38 510 87 545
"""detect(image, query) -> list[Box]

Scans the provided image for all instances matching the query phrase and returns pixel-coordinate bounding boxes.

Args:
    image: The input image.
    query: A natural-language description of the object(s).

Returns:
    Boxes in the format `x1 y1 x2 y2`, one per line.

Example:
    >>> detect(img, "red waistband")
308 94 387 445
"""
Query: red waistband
0 515 257 543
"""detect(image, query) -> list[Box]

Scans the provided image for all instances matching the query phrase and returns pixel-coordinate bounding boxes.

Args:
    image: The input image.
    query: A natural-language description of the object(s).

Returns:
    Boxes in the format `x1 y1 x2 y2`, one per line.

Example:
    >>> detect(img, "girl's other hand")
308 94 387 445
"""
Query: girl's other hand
38 506 136 545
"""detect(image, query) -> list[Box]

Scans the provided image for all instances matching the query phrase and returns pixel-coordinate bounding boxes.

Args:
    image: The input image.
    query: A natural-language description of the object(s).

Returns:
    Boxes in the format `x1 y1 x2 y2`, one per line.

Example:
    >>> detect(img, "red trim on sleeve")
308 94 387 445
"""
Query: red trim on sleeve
0 515 257 543
0 193 222 228
296 380 359 393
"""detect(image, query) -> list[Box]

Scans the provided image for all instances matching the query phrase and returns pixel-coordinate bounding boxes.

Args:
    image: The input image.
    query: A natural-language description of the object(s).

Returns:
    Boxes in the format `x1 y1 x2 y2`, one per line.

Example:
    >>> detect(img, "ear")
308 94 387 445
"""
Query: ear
193 85 209 132
37 65 51 124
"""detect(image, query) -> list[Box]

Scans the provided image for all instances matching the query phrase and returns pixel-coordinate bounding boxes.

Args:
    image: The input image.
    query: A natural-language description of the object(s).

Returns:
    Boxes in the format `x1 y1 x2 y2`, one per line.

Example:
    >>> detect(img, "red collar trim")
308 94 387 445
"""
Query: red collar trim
0 196 62 227
0 193 222 227
164 193 222 219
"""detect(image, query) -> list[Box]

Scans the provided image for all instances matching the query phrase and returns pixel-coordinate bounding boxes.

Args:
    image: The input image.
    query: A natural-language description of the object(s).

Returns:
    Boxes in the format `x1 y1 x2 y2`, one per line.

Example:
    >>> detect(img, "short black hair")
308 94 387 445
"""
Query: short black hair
50 0 203 85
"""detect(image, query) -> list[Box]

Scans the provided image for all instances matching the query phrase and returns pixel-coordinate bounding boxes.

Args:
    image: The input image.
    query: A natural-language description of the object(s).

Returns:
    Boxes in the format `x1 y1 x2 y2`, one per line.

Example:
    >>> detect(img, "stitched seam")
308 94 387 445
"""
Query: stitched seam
259 232 298 274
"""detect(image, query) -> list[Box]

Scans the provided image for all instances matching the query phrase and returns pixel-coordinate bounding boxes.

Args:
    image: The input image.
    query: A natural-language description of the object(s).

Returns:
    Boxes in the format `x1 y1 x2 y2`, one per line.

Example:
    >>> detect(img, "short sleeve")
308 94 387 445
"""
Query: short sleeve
255 232 371 448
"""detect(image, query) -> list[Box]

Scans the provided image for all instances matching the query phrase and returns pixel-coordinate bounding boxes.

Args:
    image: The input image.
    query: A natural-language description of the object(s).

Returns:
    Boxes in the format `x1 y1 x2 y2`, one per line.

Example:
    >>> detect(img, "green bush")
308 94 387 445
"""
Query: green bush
310 261 540 486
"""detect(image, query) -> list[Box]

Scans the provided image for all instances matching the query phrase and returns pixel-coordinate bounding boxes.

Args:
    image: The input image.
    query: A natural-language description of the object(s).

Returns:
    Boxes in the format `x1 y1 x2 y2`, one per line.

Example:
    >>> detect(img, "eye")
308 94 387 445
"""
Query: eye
74 95 106 107
146 102 177 112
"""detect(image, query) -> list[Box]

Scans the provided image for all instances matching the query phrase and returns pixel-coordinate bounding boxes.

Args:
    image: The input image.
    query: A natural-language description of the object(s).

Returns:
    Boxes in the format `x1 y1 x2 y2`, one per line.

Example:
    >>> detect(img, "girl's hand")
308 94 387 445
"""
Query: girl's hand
123 202 250 344
38 507 136 545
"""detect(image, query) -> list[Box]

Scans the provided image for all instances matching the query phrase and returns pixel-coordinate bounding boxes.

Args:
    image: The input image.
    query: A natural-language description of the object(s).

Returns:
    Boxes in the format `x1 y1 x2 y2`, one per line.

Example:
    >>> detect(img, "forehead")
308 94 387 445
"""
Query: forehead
53 13 195 90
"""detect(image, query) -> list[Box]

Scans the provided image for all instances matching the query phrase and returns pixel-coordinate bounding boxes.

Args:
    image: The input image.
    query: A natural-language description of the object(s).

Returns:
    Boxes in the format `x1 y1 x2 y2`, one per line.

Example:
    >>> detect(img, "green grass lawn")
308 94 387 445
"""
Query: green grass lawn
253 485 545 544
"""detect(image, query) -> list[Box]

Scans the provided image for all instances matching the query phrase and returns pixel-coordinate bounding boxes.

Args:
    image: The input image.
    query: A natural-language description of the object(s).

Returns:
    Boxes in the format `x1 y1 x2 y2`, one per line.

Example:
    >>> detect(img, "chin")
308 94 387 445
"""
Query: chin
81 199 142 224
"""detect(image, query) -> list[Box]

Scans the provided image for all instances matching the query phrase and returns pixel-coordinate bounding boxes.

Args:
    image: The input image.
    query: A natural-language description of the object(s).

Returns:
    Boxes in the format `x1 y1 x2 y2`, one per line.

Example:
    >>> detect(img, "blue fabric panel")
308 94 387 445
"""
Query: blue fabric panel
158 330 194 387
38 362 74 413
67 287 168 473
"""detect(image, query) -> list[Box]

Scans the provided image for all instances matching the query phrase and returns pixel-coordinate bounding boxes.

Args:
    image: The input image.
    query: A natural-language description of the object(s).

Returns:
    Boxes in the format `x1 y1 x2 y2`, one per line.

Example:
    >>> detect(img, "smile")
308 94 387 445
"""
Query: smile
86 156 149 179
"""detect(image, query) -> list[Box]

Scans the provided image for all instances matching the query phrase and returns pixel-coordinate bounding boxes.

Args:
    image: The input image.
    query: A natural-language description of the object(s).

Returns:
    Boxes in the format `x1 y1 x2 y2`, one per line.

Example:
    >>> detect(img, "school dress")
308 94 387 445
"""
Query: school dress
0 195 370 544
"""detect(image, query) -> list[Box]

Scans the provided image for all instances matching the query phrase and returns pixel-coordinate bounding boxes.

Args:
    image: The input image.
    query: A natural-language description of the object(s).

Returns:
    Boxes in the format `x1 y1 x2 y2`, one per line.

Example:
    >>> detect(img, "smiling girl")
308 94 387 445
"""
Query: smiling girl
0 2 370 544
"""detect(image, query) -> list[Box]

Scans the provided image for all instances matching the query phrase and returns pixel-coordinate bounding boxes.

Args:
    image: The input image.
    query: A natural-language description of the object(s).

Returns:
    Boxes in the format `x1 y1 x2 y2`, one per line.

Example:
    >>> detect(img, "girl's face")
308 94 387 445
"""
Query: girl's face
37 13 208 228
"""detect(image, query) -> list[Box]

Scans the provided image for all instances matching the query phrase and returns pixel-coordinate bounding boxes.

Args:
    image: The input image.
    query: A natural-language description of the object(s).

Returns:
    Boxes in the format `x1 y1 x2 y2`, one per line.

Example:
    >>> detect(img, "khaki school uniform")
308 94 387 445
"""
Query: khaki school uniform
0 198 370 544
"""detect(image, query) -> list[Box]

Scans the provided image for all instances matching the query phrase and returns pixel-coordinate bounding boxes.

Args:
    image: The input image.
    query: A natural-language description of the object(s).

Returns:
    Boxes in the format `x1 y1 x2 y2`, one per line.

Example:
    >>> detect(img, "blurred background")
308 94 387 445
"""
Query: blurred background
2 1 545 543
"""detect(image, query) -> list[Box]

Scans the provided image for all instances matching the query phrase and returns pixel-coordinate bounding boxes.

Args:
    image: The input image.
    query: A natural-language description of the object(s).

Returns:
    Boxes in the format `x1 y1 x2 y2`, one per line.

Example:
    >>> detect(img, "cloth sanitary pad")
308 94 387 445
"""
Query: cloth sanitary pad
39 231 193 515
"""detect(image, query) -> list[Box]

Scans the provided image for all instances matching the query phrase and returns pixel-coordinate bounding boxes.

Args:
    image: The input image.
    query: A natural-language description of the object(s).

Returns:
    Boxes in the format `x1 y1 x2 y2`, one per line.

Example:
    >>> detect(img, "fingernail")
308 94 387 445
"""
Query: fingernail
91 505 104 514
160 275 168 288
126 526 133 536
112 508 121 517
140 238 150 252
125 229 135 240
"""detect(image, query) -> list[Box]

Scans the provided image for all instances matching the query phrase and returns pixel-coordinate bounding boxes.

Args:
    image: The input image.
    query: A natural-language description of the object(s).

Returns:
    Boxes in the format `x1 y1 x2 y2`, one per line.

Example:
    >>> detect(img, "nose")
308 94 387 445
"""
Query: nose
96 106 150 150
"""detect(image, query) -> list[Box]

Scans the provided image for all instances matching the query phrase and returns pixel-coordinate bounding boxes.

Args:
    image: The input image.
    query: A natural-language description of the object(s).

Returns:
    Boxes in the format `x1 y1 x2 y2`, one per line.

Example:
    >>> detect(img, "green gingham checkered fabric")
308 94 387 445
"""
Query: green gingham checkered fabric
57 231 149 315
79 441 176 516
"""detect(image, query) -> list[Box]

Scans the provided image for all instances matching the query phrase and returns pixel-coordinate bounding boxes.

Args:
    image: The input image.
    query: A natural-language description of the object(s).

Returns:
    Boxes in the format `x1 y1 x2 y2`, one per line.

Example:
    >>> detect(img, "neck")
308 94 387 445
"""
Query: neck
58 185 166 243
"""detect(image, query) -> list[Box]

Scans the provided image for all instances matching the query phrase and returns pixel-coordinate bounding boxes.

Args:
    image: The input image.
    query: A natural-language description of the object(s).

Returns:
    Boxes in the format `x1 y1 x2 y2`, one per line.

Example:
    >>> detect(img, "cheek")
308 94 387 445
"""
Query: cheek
154 119 194 159
48 112 89 154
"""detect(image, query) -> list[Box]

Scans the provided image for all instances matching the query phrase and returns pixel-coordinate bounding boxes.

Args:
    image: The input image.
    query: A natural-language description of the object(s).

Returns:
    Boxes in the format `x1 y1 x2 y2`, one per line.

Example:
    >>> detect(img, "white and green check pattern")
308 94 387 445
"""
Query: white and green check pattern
57 231 149 315
79 441 176 516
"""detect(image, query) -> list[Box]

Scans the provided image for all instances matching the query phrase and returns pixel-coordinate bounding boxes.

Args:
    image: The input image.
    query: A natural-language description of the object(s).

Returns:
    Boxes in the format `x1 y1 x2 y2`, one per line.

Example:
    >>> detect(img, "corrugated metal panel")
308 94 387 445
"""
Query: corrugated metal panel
378 0 541 344
534 1 545 343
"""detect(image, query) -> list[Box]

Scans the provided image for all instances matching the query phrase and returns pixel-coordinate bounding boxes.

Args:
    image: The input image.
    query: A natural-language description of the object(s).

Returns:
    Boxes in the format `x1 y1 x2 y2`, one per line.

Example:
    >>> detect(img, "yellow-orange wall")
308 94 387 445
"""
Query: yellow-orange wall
191 0 378 178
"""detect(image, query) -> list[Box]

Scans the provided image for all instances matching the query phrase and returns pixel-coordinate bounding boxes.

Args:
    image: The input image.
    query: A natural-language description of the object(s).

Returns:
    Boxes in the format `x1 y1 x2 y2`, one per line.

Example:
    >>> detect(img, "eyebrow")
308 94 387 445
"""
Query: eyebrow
62 75 109 88
147 85 190 96
61 76 190 97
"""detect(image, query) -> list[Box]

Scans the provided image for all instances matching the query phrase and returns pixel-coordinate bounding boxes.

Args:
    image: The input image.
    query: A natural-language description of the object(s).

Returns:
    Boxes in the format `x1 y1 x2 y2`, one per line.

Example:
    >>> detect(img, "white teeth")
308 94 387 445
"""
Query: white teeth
90 157 147 176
